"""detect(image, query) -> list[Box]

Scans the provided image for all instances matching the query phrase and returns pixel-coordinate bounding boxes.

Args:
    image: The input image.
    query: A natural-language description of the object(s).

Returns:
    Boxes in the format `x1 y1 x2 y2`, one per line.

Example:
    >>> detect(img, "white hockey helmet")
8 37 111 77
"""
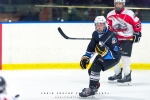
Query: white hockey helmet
114 0 125 5
94 16 106 25
94 16 107 33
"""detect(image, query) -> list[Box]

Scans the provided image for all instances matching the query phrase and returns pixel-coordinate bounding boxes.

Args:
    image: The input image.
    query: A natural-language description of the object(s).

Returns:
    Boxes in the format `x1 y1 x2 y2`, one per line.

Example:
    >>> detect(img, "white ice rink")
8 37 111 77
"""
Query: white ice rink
0 69 150 100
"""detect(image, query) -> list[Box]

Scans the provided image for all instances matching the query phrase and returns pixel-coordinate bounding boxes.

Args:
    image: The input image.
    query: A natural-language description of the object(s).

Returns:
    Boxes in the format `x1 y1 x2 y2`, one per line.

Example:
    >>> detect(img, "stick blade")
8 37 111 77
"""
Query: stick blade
58 27 69 39
15 94 20 98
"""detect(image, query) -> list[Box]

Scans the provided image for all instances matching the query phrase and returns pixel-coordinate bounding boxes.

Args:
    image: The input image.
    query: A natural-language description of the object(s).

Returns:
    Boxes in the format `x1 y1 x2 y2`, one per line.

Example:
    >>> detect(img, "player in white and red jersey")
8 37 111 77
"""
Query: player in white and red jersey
107 0 142 85
0 76 19 100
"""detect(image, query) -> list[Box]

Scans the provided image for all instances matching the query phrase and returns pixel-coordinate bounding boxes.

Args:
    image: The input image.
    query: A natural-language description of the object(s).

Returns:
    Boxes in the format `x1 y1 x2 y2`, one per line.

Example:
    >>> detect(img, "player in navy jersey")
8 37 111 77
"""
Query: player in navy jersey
79 16 121 97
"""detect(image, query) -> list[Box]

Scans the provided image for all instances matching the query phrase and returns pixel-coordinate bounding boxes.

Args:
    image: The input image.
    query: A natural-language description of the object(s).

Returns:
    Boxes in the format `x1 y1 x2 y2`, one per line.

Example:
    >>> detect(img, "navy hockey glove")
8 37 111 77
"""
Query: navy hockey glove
95 41 108 57
133 32 141 43
80 56 90 69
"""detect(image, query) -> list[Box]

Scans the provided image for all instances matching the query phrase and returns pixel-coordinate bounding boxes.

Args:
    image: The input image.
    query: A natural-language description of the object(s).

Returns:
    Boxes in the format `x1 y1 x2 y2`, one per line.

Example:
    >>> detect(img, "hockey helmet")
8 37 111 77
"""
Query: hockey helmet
0 76 6 92
114 0 126 5
94 16 108 33
114 0 125 13
94 16 107 25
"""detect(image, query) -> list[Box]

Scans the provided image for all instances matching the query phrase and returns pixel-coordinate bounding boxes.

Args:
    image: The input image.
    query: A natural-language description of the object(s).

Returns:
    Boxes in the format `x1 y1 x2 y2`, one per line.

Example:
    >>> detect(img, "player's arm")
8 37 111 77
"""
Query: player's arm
80 32 98 69
107 14 115 31
86 31 98 54
130 14 141 32
129 11 142 42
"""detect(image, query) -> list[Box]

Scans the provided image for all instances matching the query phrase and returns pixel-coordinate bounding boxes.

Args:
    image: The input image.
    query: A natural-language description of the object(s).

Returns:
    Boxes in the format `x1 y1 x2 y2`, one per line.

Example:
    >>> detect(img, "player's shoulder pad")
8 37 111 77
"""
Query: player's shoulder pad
92 31 98 34
92 31 98 37
125 9 135 19
107 10 115 18
125 8 140 22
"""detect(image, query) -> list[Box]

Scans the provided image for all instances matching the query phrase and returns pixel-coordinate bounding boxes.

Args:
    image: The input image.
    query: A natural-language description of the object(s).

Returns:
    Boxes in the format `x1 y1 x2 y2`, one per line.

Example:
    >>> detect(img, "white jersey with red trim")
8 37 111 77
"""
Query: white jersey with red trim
107 8 141 41
0 93 16 100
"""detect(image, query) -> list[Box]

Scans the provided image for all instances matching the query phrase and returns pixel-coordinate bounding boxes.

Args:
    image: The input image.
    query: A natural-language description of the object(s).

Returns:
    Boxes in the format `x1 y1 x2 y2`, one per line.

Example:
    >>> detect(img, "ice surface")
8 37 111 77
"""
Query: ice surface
0 69 150 100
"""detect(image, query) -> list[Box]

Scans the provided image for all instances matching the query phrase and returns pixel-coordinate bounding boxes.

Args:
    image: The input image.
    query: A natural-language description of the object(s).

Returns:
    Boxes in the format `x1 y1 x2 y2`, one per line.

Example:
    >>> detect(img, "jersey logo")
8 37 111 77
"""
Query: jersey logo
113 46 118 51
111 16 128 32
112 37 117 44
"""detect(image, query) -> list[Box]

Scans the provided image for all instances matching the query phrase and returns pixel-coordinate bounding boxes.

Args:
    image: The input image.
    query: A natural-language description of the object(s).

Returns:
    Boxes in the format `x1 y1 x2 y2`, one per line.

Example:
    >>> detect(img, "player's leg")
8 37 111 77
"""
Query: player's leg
79 56 102 97
79 55 121 97
88 67 100 91
108 43 123 82
117 56 132 85
117 41 133 85
108 62 122 82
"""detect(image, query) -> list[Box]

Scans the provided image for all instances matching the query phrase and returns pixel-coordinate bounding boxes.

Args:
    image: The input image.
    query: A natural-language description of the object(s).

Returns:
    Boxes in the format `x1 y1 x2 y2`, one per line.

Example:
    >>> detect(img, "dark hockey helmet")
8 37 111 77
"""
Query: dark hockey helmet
0 76 6 93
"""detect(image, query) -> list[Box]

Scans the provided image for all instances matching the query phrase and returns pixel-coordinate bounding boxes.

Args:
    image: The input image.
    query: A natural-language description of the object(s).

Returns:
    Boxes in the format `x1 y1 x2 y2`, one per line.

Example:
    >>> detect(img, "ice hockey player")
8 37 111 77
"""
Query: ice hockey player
0 76 19 100
79 16 121 97
107 0 142 85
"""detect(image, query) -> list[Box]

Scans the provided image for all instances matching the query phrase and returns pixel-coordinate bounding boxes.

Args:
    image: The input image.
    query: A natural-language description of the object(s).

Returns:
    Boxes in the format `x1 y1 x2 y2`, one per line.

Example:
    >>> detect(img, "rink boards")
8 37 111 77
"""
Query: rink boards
0 22 150 70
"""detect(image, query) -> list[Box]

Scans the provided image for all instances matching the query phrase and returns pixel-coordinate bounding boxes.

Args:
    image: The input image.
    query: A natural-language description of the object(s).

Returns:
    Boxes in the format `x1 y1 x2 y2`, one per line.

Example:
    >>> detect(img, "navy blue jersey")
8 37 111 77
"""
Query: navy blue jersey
86 29 121 60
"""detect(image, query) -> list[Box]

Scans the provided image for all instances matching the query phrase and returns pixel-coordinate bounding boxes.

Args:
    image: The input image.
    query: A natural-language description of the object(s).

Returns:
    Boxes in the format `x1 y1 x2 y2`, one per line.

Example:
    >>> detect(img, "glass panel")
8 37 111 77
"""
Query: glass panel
0 0 149 22
0 0 9 22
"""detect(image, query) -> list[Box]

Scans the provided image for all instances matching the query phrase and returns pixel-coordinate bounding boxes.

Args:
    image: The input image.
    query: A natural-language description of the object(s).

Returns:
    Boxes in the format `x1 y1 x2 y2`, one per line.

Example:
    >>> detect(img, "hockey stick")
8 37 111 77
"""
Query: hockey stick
58 27 133 41
58 27 91 40
11 94 20 99
58 27 114 42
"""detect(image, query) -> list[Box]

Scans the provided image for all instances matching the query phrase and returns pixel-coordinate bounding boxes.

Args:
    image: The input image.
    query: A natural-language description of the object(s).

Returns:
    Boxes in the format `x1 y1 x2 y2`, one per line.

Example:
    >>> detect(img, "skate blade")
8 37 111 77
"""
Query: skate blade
117 82 132 86
79 95 95 99
79 93 95 99
108 80 117 83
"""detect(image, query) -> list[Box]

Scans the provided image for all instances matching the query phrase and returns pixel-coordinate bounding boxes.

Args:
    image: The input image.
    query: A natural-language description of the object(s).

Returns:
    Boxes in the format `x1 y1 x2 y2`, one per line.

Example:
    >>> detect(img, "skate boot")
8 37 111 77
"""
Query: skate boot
79 86 97 97
108 68 122 82
95 82 100 92
82 82 100 93
117 70 132 86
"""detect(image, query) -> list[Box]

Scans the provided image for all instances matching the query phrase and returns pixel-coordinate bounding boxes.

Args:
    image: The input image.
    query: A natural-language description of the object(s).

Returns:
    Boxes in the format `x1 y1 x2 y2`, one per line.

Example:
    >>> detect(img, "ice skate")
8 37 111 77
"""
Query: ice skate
95 82 100 92
79 86 97 98
108 68 122 83
117 70 132 86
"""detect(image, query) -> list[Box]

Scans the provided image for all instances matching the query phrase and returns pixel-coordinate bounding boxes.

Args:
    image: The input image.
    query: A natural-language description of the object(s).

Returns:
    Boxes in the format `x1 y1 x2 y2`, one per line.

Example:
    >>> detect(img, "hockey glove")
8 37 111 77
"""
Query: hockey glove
80 56 90 69
95 41 108 57
133 32 141 43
